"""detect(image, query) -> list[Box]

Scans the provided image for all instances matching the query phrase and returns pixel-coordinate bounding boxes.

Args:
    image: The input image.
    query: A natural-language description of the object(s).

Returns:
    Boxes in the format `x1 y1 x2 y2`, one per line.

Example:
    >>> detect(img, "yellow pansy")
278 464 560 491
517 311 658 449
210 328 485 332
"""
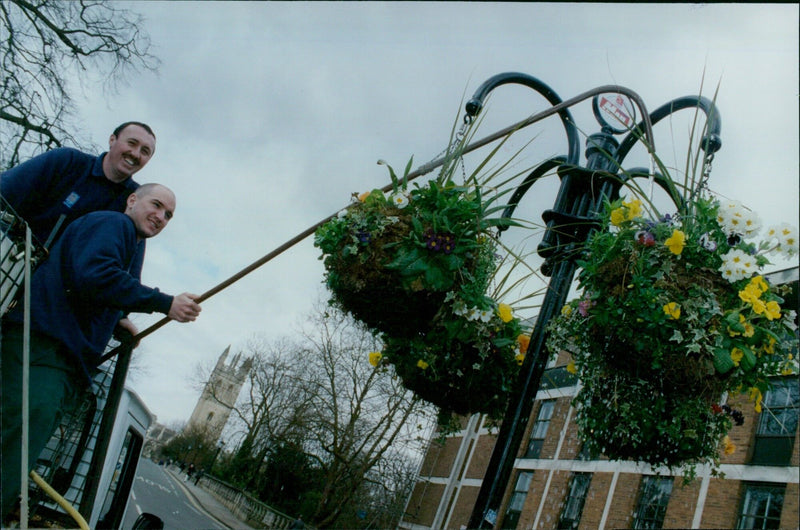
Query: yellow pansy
763 336 777 354
748 387 763 413
566 361 577 374
729 314 755 338
750 298 766 315
515 353 525 366
722 436 736 455
417 359 429 370
561 304 573 317
610 208 626 227
497 303 513 323
368 351 382 367
663 302 681 320
517 334 530 355
764 300 781 321
738 283 762 305
623 199 643 220
730 348 744 367
750 275 769 294
664 229 686 255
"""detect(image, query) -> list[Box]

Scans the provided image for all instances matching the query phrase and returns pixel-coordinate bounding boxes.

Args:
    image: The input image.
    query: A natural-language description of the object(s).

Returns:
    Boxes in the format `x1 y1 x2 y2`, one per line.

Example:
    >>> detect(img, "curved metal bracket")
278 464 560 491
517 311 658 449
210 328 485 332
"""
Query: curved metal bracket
617 95 722 166
465 72 581 166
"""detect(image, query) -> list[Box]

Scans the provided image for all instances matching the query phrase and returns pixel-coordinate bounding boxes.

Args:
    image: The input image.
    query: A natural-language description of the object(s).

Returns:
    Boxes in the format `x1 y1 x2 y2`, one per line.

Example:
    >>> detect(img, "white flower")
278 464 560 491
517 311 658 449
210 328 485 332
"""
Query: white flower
719 248 752 283
716 200 760 237
337 209 348 219
478 309 493 323
465 307 481 321
389 192 409 209
766 223 799 256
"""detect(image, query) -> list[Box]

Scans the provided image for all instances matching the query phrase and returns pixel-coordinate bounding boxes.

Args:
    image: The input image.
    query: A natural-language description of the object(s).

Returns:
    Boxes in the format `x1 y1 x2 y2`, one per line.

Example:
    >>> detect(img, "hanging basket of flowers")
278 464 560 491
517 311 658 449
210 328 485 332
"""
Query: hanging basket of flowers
379 298 530 420
314 174 505 337
547 192 798 473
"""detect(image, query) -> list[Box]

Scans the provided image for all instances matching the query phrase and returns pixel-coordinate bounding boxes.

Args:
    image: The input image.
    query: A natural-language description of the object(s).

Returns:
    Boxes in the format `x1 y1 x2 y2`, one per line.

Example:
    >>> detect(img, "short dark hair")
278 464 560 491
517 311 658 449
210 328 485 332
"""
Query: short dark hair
113 121 156 140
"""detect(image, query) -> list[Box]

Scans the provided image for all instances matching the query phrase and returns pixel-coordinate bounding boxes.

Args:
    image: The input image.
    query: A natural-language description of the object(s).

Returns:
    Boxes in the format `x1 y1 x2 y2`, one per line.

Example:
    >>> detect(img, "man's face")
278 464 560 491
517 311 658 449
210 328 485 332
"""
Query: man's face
126 185 175 239
104 124 156 183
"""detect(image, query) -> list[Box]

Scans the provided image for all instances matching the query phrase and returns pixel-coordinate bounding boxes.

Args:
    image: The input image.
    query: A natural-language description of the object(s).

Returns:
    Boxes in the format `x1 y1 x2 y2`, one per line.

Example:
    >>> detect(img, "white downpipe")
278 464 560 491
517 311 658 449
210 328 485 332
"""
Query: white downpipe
692 471 712 528
20 227 31 529
532 403 576 529
598 470 620 530
433 413 481 530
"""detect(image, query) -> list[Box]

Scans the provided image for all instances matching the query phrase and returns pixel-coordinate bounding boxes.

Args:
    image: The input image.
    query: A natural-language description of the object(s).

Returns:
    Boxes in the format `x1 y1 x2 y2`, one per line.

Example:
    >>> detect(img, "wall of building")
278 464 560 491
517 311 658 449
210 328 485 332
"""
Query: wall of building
400 376 799 530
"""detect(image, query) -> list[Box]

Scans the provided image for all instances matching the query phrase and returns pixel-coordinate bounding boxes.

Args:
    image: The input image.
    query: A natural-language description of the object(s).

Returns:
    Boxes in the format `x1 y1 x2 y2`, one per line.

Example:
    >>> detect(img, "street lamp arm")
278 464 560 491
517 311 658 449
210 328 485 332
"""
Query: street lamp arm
465 72 582 166
499 156 566 230
616 95 722 166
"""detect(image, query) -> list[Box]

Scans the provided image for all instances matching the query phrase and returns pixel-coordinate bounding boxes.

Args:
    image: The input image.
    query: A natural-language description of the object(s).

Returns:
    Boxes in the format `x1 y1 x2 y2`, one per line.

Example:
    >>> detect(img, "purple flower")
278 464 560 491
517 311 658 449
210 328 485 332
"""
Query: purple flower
356 230 371 243
578 298 594 317
699 233 718 252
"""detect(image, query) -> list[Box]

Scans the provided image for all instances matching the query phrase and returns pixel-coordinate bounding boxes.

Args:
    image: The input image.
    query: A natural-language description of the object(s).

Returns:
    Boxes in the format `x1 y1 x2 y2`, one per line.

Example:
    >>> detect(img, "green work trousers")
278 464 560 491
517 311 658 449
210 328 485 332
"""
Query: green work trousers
1 322 83 520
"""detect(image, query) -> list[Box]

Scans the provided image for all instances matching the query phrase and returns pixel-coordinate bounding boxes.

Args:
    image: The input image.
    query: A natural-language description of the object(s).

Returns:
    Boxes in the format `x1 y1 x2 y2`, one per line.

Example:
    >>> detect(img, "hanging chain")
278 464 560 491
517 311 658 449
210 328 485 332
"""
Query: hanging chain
419 112 472 182
691 150 715 201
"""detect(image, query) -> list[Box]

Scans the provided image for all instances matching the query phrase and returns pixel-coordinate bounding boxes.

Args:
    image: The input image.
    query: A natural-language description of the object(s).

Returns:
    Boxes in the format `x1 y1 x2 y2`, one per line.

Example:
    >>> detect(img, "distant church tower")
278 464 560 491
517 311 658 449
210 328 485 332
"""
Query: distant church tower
186 346 252 440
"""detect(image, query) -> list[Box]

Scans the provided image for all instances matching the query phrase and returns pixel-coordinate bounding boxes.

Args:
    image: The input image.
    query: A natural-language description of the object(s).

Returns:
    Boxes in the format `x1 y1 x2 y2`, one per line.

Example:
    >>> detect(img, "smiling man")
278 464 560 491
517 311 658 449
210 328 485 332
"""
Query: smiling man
1 121 157 245
1 121 158 337
1 183 201 521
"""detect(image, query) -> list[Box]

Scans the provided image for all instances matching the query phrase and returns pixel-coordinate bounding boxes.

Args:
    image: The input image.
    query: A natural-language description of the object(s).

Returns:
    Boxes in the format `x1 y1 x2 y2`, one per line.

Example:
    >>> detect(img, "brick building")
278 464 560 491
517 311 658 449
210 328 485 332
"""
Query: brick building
399 268 799 529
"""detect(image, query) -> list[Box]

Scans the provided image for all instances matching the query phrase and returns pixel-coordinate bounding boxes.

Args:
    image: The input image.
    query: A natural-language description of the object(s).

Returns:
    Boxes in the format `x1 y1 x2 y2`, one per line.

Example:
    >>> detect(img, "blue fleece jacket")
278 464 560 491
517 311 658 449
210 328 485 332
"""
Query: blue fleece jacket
4 211 173 380
0 146 145 279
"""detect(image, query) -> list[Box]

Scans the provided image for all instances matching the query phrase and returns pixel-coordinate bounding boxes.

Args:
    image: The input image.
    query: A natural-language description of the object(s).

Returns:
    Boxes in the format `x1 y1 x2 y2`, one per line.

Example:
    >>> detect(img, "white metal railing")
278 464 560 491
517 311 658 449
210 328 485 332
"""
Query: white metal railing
197 473 298 529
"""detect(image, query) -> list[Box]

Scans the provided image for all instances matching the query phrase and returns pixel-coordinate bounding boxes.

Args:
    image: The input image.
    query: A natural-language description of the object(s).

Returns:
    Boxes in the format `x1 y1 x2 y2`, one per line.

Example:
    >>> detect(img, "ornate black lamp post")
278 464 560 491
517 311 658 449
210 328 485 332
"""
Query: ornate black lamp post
209 439 226 472
465 73 721 529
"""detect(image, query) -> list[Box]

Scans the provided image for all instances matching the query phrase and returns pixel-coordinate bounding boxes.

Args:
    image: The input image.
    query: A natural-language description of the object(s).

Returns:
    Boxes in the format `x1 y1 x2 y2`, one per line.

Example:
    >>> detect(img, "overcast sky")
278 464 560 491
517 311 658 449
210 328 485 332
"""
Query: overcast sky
68 2 799 427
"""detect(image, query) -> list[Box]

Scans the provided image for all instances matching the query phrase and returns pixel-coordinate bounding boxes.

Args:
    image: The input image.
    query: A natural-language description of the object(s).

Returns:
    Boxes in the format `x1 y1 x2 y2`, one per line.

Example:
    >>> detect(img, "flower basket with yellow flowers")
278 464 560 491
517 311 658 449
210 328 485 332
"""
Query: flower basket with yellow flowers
547 188 798 475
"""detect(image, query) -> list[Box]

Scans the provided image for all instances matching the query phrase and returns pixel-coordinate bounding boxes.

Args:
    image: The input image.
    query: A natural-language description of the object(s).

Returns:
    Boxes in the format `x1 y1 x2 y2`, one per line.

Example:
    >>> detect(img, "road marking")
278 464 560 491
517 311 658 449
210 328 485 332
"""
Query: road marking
135 475 172 494
164 470 227 529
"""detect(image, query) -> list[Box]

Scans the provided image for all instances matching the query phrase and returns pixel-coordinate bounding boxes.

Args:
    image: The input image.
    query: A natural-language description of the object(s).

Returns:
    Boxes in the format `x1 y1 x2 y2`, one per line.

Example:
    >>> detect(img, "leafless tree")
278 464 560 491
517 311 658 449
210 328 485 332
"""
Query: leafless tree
297 303 432 528
0 0 159 168
212 303 434 527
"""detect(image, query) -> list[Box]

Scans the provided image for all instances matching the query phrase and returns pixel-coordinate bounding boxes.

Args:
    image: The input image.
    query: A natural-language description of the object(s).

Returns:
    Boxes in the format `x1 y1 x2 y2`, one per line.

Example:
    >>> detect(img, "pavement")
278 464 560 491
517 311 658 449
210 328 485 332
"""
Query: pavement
164 466 256 530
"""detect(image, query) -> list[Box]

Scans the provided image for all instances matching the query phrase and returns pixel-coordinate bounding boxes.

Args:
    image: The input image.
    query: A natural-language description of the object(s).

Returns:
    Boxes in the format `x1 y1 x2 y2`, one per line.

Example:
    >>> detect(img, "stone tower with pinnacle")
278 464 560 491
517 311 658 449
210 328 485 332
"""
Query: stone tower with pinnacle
186 345 252 440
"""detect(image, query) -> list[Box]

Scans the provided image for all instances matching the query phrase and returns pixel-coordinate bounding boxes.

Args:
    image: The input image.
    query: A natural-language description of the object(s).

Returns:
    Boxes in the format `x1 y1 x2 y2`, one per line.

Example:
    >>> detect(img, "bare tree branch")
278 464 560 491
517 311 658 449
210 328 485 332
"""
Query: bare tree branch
1 0 159 168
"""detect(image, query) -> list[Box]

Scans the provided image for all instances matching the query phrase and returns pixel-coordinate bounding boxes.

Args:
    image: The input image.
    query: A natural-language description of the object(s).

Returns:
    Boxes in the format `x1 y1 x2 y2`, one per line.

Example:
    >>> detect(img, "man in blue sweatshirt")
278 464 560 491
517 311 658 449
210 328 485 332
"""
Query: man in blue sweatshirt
1 121 158 336
1 183 202 520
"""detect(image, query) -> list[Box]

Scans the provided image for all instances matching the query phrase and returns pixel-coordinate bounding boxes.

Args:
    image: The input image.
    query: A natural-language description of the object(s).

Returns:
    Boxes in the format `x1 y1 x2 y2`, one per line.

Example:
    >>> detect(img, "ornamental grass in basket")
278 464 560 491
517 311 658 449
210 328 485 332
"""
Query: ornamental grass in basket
547 180 798 476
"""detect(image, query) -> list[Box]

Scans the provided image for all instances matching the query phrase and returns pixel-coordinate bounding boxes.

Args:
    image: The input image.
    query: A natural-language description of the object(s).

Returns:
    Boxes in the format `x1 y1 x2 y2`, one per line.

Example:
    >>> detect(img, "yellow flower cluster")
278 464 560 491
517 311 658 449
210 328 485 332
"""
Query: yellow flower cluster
738 275 781 321
610 199 643 226
748 386 763 413
728 314 755 338
662 302 681 320
497 303 513 323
